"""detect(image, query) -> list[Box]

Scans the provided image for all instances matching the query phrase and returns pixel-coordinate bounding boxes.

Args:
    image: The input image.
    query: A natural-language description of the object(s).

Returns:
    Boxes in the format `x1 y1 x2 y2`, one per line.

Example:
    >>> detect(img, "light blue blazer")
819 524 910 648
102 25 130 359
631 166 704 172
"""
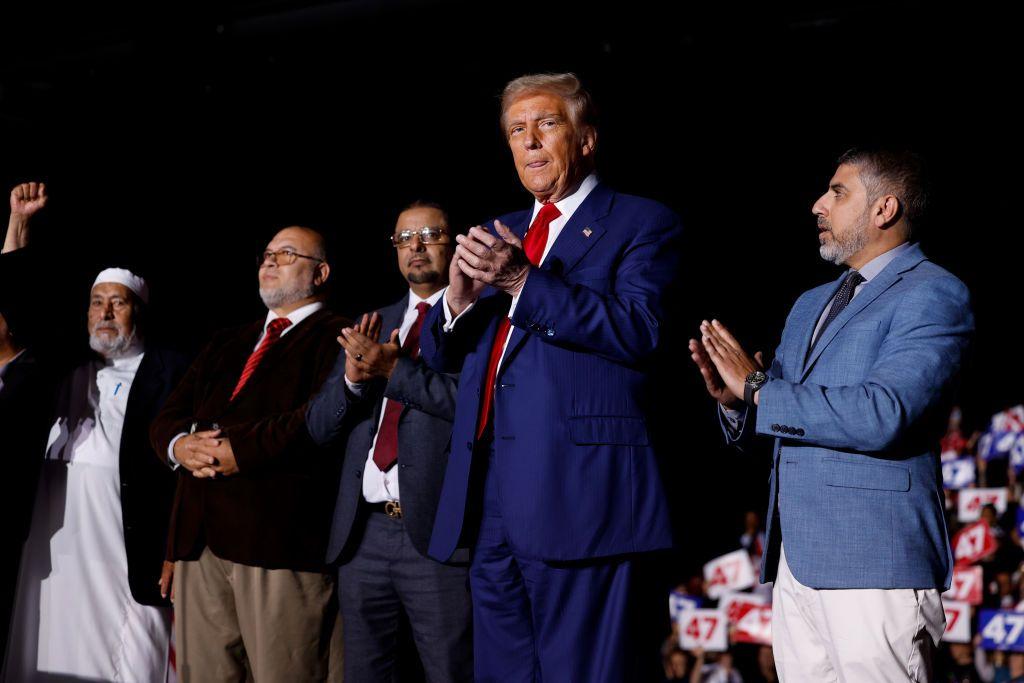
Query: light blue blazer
725 243 973 590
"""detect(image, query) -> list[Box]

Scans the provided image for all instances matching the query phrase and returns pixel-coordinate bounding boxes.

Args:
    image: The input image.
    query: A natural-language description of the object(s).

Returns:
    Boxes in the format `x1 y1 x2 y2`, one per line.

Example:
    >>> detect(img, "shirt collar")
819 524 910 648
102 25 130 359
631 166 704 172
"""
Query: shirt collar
263 300 324 334
855 241 915 283
407 288 445 314
530 173 599 224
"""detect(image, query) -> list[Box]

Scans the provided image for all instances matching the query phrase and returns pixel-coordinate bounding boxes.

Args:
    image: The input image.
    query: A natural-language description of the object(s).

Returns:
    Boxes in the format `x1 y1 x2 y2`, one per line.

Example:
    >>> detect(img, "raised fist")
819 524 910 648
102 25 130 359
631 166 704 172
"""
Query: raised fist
10 182 48 218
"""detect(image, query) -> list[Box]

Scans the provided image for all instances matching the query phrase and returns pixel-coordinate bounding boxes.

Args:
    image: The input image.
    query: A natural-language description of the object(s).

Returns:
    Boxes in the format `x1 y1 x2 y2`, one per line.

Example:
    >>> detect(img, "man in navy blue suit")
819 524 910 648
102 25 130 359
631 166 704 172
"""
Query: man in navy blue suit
690 148 974 681
418 73 682 682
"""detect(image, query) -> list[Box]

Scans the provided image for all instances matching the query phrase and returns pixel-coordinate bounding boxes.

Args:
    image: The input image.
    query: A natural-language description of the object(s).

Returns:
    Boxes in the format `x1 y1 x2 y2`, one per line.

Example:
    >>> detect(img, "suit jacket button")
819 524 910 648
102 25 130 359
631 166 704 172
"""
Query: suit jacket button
771 424 781 432
545 329 555 337
466 441 473 451
355 469 361 479
796 428 805 436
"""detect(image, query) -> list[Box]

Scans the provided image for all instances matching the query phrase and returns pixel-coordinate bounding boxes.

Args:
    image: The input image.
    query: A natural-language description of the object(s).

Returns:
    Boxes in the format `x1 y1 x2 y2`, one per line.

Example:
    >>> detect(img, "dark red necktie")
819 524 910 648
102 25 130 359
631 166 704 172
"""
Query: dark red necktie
476 202 561 439
372 301 431 472
230 317 292 401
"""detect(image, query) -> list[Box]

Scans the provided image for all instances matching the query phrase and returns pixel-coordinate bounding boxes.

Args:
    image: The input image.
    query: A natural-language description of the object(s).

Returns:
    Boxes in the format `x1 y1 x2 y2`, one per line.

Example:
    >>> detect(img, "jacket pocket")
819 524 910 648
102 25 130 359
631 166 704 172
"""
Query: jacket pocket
569 416 649 446
823 458 910 491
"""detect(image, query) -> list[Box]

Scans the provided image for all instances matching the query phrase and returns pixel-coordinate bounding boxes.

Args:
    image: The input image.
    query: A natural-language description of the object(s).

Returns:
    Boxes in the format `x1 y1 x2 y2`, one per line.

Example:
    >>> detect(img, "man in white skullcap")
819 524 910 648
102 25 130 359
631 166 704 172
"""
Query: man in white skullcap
3 264 189 682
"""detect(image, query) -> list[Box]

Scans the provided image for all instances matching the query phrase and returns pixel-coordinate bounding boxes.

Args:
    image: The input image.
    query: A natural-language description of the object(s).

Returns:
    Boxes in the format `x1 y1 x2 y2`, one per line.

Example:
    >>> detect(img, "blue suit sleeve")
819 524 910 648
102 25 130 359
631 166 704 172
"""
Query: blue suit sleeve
305 350 372 447
508 209 682 365
755 275 974 452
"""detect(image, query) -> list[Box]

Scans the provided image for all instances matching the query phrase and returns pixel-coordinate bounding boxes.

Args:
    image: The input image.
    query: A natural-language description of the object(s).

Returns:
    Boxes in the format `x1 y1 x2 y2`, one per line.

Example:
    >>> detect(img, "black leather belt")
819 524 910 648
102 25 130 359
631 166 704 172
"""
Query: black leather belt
367 500 402 518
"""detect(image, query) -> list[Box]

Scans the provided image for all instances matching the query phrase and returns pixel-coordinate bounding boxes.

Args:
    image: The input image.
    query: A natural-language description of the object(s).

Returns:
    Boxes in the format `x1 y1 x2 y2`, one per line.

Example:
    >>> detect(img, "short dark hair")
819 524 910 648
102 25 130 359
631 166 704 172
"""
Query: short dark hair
400 200 449 228
837 147 929 230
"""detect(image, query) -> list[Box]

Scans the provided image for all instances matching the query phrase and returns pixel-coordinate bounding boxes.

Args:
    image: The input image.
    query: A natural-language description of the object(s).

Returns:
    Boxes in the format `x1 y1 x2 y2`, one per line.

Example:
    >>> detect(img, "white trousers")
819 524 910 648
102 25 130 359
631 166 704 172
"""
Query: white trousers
772 544 945 683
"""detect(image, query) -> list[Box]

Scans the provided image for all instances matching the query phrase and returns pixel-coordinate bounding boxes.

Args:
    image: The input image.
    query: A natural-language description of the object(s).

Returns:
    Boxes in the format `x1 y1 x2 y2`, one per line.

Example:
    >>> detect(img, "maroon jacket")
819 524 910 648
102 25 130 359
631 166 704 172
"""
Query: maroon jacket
150 308 348 572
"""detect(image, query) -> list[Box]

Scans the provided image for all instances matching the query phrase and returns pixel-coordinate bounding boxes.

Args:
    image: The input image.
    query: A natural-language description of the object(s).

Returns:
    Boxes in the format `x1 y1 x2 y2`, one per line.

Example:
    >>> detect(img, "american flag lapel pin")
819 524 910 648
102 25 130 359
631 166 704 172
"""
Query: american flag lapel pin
582 227 593 237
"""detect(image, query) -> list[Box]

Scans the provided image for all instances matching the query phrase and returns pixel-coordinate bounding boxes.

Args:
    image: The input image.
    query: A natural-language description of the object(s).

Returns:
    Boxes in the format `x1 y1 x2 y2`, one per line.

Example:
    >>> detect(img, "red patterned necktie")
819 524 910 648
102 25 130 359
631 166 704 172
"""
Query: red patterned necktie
476 202 561 439
230 317 292 401
372 301 431 472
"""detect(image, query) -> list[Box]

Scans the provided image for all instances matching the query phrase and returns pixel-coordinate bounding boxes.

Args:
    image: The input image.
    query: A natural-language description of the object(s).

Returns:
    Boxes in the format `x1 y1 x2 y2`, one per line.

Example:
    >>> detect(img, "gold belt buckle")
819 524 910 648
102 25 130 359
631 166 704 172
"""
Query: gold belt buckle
384 500 402 518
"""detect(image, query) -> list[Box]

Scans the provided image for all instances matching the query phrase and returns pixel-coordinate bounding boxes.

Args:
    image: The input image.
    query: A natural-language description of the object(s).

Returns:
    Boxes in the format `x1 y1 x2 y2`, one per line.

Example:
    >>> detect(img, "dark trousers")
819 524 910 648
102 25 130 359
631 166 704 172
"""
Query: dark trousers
337 508 473 683
470 446 660 683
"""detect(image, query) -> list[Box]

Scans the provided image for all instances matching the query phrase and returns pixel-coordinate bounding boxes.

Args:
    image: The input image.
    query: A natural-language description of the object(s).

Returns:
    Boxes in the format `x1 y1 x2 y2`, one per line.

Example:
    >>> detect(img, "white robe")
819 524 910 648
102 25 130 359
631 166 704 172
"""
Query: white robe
3 347 171 683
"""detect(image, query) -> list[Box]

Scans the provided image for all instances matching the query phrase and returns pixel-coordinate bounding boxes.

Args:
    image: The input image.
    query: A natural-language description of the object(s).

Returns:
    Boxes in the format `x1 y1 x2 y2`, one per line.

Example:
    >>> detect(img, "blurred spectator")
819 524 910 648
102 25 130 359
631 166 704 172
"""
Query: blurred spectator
662 647 690 682
690 649 743 683
739 511 765 558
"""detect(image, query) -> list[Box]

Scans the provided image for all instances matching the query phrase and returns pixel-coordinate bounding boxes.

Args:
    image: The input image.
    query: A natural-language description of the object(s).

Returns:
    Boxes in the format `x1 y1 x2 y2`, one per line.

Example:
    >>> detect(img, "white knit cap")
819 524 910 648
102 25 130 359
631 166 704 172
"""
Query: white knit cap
92 267 149 304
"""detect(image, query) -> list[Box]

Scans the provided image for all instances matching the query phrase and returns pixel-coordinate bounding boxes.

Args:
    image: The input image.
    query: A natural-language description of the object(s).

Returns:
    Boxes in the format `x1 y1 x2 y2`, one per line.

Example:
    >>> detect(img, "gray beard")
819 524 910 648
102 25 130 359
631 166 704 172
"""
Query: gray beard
89 325 139 359
818 221 871 265
260 281 316 309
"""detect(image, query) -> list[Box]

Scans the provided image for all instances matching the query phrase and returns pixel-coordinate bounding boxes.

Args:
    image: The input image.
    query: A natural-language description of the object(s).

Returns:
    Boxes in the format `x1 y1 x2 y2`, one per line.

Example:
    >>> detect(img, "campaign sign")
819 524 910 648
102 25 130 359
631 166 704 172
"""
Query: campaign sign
719 591 767 624
944 566 984 605
952 520 997 565
704 550 756 599
958 488 1008 522
1012 434 1024 474
732 604 772 646
942 457 976 490
980 609 1024 652
942 600 971 643
678 609 728 652
669 591 701 621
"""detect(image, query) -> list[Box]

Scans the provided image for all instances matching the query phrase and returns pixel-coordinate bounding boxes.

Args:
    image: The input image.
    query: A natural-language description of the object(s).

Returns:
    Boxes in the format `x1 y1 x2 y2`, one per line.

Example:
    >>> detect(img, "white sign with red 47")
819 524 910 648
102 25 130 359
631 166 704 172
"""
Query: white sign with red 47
958 488 1008 522
944 566 983 606
703 550 756 600
941 600 971 644
678 609 728 652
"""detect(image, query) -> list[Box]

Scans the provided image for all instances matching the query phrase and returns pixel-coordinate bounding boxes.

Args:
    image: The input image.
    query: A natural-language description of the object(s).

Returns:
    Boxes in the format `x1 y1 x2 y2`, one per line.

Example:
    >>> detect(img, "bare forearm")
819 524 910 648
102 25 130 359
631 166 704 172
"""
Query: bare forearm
2 215 29 253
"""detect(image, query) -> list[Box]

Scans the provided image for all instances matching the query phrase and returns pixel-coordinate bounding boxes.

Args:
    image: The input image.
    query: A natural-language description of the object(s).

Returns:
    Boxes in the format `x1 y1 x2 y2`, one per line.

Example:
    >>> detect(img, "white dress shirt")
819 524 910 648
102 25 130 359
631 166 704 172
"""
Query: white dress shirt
350 289 444 504
440 172 600 376
167 300 325 467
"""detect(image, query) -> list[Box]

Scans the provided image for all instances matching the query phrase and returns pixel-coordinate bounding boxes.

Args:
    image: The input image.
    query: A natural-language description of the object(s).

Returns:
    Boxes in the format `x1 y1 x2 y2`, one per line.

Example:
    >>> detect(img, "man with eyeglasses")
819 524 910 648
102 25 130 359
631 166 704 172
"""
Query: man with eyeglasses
150 225 347 682
307 201 473 682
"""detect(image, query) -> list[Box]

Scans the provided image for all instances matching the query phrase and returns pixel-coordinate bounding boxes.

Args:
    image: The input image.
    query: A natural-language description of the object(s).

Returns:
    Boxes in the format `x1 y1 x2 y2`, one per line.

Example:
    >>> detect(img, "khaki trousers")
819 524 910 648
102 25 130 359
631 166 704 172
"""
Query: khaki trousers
772 544 944 683
175 547 343 682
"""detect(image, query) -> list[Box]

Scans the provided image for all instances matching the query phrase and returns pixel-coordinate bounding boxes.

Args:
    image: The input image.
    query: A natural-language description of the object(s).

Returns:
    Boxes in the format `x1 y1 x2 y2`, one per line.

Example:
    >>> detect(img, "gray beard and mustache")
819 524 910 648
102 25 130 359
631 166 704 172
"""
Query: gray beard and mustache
89 321 140 359
817 215 870 265
260 280 317 310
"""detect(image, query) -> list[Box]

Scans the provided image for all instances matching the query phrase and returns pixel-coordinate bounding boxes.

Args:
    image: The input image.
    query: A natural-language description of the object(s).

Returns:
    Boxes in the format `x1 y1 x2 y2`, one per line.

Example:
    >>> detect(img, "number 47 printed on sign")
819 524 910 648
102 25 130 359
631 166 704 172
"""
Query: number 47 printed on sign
678 609 728 653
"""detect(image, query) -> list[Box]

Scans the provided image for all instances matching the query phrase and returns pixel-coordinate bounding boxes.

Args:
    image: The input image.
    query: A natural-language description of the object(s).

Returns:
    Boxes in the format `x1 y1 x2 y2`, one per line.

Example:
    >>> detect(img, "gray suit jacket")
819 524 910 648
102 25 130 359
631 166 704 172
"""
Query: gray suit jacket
306 294 461 563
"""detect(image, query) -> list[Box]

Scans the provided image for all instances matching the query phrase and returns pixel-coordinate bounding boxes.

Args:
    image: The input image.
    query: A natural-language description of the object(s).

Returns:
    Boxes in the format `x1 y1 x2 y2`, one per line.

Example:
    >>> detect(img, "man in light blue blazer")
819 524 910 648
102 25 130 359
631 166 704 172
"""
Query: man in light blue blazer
690 148 973 682
419 73 681 682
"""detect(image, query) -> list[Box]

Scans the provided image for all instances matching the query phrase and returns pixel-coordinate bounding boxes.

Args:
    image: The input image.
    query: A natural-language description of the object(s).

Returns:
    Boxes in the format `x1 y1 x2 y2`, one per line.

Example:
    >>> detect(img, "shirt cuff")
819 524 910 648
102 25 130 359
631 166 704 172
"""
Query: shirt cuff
441 286 477 332
344 375 366 396
167 432 187 470
720 404 746 431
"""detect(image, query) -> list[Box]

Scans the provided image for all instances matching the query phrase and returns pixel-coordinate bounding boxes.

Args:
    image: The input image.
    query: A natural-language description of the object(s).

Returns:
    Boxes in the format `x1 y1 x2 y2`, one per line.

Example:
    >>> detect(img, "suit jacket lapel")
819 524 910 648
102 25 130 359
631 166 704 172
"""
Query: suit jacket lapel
799 245 927 381
499 184 613 377
371 295 411 426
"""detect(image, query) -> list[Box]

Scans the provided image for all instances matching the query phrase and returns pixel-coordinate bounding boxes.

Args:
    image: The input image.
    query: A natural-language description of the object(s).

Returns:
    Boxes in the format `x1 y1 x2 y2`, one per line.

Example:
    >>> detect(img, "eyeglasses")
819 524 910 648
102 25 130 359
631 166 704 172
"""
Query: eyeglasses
390 226 449 248
258 249 325 267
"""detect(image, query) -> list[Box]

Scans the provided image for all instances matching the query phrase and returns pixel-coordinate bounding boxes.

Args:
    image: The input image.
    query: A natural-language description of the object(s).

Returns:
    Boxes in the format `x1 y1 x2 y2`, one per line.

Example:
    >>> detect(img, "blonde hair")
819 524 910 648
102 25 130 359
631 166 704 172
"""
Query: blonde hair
500 72 597 132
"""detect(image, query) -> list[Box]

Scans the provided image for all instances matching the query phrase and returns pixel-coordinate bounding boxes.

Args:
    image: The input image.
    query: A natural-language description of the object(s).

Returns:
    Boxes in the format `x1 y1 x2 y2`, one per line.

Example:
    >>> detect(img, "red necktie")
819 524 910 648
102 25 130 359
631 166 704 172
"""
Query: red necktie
372 301 431 472
230 317 292 401
476 202 561 439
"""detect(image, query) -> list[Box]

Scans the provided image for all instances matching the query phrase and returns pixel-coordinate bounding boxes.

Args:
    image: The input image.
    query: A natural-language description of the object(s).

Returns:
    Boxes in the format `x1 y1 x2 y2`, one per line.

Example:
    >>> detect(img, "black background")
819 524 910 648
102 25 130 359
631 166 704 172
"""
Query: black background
2 0 1017 578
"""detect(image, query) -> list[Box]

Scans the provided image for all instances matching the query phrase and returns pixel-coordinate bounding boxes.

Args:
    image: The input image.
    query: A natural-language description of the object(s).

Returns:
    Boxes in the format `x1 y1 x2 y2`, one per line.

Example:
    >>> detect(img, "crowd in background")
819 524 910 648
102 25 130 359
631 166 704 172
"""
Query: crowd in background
661 404 1024 683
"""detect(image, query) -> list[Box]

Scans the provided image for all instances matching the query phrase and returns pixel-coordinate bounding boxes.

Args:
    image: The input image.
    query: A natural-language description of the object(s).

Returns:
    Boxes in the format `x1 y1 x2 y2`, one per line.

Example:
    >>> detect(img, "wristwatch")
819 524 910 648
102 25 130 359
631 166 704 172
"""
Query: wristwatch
744 370 768 407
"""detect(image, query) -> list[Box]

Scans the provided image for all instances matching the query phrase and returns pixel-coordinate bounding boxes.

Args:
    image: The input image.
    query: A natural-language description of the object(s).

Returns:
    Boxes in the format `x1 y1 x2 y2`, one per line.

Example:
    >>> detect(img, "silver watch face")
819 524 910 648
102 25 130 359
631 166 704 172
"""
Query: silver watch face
746 370 767 386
